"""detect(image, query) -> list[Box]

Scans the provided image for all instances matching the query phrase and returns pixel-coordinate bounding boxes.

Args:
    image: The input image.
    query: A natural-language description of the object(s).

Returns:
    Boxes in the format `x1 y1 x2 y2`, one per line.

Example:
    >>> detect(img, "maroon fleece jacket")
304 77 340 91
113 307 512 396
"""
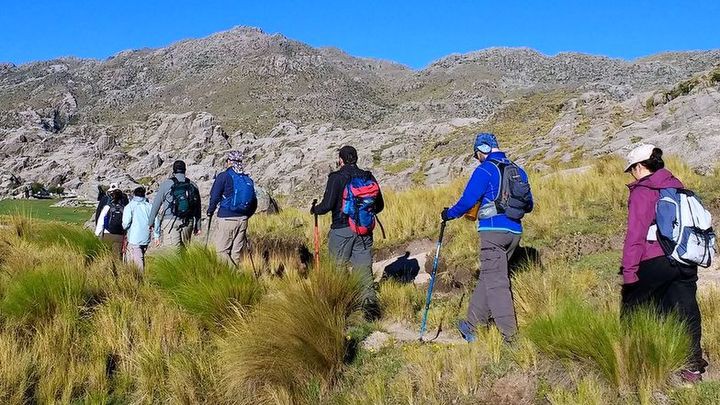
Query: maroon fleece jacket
621 168 684 284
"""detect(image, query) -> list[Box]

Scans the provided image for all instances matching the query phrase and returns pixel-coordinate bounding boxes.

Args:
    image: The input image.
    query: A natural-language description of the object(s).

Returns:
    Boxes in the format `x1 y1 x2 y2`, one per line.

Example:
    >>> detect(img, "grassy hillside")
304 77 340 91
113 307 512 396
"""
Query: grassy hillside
0 157 718 404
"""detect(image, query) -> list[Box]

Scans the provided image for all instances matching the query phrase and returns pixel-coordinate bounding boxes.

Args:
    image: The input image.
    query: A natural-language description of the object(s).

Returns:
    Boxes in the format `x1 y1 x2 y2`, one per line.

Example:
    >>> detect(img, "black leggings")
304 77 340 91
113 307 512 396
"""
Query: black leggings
621 256 707 372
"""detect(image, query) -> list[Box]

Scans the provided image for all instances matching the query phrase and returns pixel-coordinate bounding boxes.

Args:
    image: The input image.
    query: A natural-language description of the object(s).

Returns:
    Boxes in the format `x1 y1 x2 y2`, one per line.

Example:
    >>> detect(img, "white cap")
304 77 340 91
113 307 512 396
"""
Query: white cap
108 183 119 191
625 144 656 172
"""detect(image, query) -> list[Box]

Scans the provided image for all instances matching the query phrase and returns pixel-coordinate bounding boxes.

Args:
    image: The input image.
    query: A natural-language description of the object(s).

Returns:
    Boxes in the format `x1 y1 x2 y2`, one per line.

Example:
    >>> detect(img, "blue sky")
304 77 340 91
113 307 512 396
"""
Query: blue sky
1 0 718 69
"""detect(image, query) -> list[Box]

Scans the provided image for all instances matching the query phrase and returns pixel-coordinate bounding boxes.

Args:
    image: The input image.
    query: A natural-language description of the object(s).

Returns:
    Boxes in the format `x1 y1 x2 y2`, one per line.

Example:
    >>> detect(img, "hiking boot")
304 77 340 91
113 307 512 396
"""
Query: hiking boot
457 320 476 343
679 369 702 384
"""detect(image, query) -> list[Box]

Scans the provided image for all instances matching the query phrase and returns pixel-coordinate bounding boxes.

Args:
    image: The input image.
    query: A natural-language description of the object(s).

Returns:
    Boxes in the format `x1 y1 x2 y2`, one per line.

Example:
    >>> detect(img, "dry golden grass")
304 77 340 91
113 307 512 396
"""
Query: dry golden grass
0 153 717 404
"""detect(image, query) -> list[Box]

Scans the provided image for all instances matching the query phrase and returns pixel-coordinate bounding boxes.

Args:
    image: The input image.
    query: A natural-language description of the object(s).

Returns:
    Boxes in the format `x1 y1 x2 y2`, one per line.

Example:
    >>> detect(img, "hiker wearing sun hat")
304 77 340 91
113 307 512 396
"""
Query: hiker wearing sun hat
207 150 258 266
442 132 534 343
620 144 709 382
95 182 128 259
94 182 129 223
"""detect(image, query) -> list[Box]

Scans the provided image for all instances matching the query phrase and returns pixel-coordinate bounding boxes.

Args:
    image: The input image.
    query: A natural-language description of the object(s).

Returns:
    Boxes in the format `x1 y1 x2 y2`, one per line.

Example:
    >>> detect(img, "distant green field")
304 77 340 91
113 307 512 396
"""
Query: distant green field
0 199 94 225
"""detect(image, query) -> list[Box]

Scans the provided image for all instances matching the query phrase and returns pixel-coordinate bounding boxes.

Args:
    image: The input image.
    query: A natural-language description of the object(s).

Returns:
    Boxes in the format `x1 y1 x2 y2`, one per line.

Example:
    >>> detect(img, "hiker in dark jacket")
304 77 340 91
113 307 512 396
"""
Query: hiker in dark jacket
95 186 127 259
95 183 128 223
149 160 202 250
311 146 384 272
620 144 708 382
207 151 258 266
442 133 533 343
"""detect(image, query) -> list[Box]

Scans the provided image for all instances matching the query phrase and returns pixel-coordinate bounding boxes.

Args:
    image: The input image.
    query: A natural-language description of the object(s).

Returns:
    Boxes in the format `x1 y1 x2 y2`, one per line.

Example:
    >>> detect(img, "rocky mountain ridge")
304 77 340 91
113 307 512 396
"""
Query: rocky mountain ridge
1 26 719 202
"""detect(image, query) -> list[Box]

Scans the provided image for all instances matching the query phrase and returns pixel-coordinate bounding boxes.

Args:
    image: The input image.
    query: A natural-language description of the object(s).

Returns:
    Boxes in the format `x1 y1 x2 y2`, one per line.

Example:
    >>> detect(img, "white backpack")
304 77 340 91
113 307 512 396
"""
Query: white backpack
648 188 716 267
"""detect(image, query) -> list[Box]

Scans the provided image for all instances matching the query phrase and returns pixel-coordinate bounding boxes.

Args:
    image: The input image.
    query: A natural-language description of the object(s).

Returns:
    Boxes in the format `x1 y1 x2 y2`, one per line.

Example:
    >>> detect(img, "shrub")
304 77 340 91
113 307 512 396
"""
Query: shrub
220 267 371 403
0 261 93 327
30 181 45 194
0 333 33 403
47 185 65 195
711 68 720 85
149 246 263 326
665 78 698 102
527 301 690 394
384 159 414 174
378 281 423 321
698 288 720 363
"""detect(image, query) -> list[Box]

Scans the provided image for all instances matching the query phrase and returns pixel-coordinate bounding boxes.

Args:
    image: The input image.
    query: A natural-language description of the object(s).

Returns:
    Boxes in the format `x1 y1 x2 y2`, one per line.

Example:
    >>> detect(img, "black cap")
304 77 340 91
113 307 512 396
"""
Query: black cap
133 186 146 197
338 146 358 165
172 160 186 174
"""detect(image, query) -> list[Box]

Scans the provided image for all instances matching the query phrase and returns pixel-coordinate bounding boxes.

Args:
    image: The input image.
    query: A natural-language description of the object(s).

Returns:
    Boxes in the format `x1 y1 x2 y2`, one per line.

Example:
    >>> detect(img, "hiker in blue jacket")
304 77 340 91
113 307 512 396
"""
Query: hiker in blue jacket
207 151 258 266
441 133 534 343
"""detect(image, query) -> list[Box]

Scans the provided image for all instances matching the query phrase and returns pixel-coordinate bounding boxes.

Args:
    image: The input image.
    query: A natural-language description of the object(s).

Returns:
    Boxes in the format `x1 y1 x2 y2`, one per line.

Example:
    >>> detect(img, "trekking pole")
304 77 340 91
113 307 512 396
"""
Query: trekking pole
204 215 213 247
121 236 128 263
312 199 320 270
246 238 258 278
419 214 448 341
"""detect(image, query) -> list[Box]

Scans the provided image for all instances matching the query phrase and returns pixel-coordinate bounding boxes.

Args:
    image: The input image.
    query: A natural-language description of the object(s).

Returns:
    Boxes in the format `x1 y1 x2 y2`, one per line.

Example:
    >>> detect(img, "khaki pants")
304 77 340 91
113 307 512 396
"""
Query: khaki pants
126 243 148 274
102 233 125 260
159 217 194 251
214 216 248 266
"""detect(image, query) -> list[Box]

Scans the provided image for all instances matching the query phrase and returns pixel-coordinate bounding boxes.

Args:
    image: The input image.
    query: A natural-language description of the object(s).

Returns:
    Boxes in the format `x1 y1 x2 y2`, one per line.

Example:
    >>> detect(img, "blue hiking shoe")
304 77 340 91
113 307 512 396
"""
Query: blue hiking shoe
457 320 477 343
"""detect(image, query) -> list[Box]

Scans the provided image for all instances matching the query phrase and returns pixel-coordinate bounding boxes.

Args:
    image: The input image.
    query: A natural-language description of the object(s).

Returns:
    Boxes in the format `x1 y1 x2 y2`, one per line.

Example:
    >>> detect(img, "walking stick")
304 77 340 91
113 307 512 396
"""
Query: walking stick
121 236 128 263
312 199 320 270
419 215 448 341
204 215 213 247
246 238 258 278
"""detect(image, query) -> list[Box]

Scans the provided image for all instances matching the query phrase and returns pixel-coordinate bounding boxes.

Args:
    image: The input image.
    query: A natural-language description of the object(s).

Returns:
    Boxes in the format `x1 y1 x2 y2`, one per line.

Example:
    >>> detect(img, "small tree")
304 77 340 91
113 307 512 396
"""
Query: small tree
47 185 65 195
30 182 45 194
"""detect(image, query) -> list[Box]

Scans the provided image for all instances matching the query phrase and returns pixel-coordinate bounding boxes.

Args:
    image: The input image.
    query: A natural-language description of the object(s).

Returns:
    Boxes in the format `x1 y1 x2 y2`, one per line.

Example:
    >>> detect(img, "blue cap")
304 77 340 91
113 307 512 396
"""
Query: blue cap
474 133 499 154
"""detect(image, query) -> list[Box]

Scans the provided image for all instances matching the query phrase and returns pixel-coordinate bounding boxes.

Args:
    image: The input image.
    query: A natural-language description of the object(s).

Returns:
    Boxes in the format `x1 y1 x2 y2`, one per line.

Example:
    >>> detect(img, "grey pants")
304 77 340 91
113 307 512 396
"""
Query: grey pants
328 226 373 273
328 226 378 316
126 243 148 274
214 216 248 266
467 231 521 340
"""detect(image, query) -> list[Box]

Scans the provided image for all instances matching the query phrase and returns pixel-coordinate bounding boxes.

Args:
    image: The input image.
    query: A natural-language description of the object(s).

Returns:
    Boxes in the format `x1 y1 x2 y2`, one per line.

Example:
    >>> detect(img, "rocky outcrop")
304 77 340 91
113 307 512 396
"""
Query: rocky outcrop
1 26 719 200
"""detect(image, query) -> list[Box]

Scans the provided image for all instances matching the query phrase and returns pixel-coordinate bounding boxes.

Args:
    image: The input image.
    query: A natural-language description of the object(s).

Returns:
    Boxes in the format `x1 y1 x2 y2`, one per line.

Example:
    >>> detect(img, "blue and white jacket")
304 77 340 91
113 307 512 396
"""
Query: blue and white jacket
446 152 533 234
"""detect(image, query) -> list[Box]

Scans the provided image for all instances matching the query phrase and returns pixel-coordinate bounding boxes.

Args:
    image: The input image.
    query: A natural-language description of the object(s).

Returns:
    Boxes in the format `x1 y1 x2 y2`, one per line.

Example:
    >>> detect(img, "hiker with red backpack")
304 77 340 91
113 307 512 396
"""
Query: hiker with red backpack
95 183 128 259
207 151 258 266
149 160 202 250
441 133 534 343
311 146 384 274
620 144 714 382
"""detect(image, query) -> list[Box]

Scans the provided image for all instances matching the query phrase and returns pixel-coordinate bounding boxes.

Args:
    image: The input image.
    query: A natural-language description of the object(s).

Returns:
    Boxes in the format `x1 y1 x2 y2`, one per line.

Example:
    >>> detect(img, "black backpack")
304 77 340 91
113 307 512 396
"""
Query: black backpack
490 160 533 221
104 202 126 235
169 178 200 220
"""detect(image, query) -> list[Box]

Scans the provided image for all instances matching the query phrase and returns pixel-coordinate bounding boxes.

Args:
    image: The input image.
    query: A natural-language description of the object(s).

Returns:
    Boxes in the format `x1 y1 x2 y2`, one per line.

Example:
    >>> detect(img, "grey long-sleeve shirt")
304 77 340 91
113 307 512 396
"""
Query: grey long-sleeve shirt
149 173 202 230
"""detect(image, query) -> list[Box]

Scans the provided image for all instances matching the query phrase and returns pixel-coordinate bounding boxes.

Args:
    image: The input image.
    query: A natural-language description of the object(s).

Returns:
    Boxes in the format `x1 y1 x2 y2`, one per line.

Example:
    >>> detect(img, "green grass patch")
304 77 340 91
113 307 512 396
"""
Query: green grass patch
671 381 720 404
527 301 690 394
0 199 93 225
378 281 424 322
12 216 109 260
383 160 414 174
0 261 94 327
149 246 263 326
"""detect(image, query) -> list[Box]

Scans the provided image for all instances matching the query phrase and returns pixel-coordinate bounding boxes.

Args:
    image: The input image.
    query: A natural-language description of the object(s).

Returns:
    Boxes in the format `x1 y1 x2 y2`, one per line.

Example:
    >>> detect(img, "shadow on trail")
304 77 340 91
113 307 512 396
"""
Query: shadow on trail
381 251 420 283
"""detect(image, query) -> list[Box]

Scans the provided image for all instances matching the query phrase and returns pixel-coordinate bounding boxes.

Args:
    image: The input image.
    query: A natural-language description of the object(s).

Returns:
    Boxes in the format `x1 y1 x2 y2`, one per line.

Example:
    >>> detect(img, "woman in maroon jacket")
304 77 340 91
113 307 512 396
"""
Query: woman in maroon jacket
621 144 708 382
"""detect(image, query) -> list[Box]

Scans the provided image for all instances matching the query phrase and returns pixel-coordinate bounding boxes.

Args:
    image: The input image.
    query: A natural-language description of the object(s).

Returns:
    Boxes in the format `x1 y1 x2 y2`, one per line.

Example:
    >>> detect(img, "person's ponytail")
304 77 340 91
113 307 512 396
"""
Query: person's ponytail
642 147 665 172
